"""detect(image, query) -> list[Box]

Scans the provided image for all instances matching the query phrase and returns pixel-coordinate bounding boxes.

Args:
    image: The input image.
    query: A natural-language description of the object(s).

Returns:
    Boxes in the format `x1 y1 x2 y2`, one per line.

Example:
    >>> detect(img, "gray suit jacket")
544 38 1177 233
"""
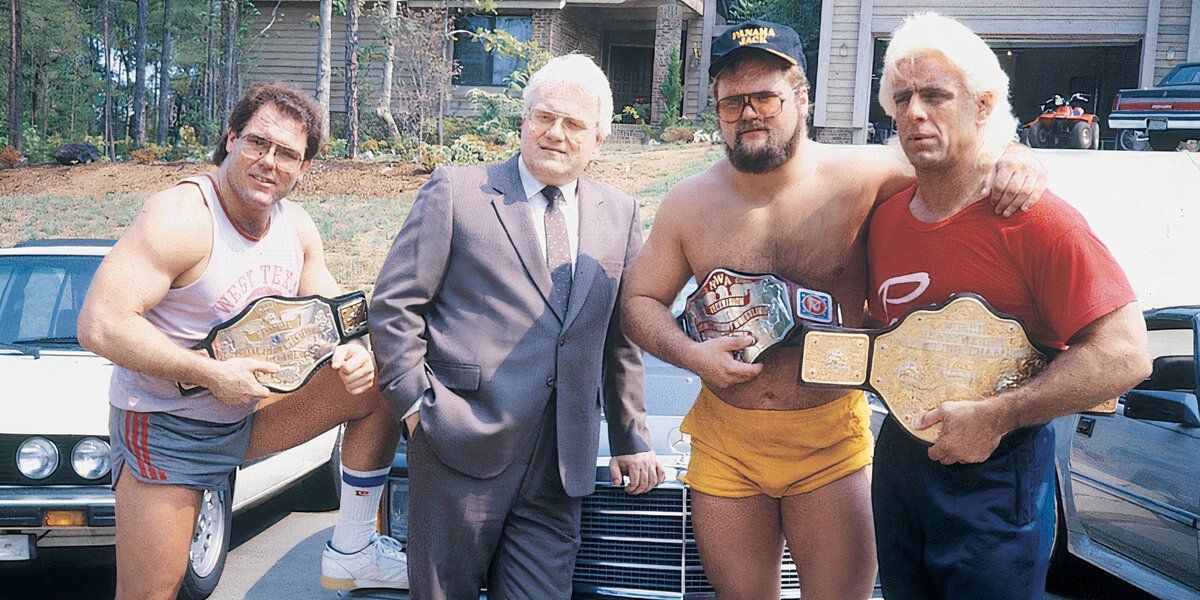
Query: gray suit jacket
369 153 652 497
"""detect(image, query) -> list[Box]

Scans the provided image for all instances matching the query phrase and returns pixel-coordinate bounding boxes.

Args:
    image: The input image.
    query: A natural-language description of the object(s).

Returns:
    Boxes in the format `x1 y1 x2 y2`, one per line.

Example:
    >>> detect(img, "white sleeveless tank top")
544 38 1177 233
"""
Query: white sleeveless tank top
109 174 305 423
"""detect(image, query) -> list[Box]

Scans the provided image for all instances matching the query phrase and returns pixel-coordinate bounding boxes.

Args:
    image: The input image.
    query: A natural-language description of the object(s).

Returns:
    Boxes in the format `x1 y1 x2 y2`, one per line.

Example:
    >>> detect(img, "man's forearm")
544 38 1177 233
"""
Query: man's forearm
988 332 1150 432
81 314 214 385
622 295 698 372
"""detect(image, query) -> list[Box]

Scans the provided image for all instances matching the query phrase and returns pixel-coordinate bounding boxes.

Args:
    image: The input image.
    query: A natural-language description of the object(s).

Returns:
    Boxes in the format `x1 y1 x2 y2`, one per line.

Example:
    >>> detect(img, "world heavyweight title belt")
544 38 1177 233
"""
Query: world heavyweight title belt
793 294 1115 444
178 292 369 396
677 269 840 364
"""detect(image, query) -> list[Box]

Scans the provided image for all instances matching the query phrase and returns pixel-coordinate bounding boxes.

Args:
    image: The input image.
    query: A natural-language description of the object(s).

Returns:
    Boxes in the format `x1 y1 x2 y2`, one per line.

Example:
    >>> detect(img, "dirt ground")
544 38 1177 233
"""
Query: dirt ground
0 143 719 199
0 143 722 290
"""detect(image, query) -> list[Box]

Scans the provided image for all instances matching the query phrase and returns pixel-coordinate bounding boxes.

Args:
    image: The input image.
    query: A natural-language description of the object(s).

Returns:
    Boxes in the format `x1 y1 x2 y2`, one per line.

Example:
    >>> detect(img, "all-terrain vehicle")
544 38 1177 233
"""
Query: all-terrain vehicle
1021 93 1100 150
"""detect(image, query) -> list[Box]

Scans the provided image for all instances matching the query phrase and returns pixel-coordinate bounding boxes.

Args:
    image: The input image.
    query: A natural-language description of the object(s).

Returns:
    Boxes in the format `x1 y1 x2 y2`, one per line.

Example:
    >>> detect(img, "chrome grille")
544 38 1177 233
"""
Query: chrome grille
573 483 801 599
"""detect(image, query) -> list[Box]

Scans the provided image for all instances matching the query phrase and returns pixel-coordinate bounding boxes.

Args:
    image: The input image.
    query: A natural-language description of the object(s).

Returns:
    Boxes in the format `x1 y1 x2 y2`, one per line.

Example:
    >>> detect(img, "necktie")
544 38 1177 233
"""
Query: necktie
542 185 572 317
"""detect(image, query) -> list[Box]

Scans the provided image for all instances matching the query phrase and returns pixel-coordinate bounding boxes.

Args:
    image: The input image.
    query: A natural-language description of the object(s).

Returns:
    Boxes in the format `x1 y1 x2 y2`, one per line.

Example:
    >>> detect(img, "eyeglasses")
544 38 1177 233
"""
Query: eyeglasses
526 109 596 137
238 133 305 173
715 91 788 123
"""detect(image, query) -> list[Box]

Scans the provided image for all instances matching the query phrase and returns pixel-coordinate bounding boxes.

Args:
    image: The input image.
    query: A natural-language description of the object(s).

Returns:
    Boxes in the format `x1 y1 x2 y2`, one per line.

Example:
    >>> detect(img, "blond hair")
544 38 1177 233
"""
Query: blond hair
878 13 1016 166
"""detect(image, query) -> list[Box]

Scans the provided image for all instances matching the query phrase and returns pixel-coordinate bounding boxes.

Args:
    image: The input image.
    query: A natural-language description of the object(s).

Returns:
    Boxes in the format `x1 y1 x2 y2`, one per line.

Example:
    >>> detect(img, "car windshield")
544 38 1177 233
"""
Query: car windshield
1160 65 1200 86
0 255 102 351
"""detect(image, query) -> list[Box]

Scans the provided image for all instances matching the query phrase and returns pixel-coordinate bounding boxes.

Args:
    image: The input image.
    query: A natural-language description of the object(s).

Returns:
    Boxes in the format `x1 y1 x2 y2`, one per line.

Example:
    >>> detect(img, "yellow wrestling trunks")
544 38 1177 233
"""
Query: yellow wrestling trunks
679 386 874 498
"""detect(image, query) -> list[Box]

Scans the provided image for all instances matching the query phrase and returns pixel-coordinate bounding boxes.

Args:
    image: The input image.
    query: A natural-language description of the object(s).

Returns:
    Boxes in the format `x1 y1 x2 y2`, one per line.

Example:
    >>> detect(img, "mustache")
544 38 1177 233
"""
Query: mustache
735 119 770 136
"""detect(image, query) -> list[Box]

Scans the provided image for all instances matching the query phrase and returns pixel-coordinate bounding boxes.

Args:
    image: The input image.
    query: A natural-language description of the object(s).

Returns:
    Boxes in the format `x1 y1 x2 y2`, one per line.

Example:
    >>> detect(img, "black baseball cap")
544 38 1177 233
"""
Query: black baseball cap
709 19 806 78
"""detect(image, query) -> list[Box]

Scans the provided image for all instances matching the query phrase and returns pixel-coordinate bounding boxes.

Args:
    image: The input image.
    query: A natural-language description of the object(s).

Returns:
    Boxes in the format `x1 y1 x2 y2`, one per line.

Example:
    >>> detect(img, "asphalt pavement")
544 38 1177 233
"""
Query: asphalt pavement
3 485 1158 599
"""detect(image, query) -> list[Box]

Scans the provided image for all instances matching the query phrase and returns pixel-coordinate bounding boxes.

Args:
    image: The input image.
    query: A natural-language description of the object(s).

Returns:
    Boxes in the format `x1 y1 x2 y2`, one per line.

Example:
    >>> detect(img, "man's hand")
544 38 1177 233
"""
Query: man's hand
206 358 280 406
609 451 666 495
685 334 763 388
330 343 376 395
987 143 1048 217
918 399 1009 465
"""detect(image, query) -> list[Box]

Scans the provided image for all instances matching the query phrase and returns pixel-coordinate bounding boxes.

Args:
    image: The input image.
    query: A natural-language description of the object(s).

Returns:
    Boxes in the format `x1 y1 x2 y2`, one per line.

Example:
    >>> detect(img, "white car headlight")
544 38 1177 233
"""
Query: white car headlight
72 438 111 479
17 437 59 479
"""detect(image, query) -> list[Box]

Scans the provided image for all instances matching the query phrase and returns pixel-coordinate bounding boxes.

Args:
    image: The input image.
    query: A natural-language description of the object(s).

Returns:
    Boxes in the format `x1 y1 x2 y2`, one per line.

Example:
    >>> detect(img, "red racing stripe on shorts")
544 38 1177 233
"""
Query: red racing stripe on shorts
124 410 150 479
138 413 166 481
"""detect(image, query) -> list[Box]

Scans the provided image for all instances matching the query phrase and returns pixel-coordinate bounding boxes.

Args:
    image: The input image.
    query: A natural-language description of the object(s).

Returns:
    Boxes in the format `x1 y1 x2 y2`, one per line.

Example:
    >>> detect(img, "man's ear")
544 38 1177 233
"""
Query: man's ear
225 129 237 156
977 92 995 124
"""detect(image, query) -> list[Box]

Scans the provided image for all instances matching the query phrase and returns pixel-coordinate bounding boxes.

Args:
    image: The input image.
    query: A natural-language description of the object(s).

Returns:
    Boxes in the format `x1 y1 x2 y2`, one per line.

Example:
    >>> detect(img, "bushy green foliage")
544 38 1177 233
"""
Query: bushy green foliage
461 28 552 138
661 48 683 128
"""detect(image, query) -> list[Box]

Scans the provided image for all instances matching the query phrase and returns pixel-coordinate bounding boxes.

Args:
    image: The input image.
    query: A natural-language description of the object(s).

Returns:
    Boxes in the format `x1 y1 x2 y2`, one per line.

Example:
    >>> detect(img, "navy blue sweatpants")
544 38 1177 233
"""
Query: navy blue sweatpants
872 415 1057 600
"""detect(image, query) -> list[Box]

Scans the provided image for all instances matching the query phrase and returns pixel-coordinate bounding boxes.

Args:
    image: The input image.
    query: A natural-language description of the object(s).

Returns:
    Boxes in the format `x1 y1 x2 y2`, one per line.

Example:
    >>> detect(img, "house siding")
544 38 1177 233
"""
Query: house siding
818 0 1194 138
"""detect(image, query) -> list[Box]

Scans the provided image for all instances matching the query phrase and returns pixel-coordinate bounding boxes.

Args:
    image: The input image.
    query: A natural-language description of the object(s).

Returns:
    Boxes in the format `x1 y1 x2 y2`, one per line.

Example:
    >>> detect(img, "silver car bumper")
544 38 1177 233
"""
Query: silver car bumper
0 485 116 548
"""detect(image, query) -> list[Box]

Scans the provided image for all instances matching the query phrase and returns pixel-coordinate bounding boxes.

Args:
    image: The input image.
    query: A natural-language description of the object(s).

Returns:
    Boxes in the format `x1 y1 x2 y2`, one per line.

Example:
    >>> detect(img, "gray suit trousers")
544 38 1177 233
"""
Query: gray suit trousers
407 399 582 600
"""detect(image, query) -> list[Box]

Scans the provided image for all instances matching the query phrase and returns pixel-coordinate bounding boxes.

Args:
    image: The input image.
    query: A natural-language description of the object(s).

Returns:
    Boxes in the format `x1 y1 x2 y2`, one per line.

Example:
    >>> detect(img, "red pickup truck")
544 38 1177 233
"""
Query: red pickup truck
1109 62 1200 151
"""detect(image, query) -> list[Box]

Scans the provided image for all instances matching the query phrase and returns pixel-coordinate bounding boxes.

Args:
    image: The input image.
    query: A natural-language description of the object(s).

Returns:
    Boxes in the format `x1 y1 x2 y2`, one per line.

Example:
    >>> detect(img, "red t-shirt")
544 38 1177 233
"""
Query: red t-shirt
867 186 1135 350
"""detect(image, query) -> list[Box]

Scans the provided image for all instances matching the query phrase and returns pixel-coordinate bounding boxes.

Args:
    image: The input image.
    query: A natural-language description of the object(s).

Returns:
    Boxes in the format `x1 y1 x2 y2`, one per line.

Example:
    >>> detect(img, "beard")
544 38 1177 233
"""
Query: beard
725 119 804 174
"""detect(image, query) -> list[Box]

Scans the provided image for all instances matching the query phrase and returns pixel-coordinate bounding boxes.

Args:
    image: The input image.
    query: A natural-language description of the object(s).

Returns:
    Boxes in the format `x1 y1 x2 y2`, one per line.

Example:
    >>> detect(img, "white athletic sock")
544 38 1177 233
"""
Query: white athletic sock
329 464 390 554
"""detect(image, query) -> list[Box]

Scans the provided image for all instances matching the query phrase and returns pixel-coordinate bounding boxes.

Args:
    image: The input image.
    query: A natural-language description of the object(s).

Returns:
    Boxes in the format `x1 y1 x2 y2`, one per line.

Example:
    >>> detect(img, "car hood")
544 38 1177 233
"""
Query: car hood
1 351 113 436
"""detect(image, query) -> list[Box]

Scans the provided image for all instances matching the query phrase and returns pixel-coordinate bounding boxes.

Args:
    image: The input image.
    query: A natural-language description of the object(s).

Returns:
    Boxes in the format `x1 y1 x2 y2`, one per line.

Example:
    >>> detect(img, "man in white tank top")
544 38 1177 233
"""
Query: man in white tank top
79 83 408 598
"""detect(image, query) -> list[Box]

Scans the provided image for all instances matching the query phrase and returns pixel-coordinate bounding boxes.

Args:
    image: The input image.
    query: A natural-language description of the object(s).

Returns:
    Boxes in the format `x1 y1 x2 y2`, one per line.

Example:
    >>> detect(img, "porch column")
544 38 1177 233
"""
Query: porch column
651 2 683 125
531 10 558 53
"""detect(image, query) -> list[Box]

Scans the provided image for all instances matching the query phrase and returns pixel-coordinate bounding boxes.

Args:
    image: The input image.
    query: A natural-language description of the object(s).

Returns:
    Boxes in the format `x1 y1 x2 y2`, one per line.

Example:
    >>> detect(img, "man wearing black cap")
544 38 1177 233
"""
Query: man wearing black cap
621 19 1047 599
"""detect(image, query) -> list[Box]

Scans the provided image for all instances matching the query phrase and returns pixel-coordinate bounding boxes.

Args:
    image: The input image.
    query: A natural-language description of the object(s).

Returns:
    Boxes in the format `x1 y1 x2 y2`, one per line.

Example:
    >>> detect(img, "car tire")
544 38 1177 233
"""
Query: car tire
1116 129 1150 151
1071 121 1093 150
1149 132 1183 151
298 427 343 512
177 474 234 600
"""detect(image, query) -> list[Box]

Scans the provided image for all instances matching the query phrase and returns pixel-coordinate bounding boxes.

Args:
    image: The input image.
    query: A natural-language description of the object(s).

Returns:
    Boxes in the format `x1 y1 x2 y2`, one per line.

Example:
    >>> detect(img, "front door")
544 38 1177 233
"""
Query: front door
608 45 654 117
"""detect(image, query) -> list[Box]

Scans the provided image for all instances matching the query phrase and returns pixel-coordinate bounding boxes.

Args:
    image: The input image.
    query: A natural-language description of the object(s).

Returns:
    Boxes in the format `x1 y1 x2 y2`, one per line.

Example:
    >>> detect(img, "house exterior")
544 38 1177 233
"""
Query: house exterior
812 0 1200 144
244 0 723 142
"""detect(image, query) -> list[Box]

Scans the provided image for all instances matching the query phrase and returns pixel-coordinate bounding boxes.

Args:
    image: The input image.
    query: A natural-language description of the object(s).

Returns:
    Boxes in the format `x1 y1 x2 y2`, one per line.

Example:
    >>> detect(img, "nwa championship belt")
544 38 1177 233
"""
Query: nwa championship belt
677 268 840 364
178 292 369 396
794 294 1115 444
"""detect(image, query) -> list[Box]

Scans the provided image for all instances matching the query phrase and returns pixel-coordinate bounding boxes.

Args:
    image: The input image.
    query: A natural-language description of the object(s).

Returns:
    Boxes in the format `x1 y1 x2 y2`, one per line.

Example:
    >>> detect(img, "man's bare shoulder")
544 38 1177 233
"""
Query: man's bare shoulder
116 181 212 271
659 159 731 213
808 141 913 200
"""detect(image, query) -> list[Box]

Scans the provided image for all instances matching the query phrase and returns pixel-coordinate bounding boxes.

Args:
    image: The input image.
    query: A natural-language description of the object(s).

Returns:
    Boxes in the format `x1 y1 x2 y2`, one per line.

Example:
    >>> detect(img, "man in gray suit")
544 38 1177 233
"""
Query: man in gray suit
369 54 665 599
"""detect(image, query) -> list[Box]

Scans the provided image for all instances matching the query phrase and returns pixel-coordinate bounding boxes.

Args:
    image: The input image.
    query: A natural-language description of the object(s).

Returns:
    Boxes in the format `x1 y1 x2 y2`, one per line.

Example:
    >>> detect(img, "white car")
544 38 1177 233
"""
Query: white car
0 239 341 599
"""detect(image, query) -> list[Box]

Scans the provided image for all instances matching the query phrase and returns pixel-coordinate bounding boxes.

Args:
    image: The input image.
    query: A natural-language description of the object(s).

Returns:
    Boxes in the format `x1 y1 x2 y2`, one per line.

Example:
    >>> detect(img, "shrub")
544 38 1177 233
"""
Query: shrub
660 126 697 143
0 146 22 166
661 48 683 128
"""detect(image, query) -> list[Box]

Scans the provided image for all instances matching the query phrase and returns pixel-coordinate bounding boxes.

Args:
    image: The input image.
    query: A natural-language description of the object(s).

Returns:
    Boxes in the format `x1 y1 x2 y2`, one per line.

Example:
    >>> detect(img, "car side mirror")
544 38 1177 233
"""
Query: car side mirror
1123 390 1200 427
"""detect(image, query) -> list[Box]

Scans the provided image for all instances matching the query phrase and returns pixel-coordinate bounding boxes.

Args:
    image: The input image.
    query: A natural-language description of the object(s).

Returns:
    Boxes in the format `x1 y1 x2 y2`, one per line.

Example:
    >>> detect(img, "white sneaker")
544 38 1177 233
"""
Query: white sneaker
320 533 410 590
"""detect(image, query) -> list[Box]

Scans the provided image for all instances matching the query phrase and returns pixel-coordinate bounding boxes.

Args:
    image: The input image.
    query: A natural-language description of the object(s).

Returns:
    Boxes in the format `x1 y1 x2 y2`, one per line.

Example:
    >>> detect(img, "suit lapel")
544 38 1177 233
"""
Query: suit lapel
563 178 605 330
489 155 562 322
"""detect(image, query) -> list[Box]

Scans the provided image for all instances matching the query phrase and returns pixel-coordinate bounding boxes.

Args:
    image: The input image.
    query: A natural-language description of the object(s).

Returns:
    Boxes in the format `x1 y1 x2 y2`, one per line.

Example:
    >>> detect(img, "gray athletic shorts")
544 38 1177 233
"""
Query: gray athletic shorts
109 405 255 492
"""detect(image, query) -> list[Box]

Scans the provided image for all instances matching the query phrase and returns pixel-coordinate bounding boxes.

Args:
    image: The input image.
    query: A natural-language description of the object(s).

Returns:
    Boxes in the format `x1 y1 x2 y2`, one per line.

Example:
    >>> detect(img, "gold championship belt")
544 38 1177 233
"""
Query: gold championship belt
677 269 840 363
794 293 1116 444
178 292 369 396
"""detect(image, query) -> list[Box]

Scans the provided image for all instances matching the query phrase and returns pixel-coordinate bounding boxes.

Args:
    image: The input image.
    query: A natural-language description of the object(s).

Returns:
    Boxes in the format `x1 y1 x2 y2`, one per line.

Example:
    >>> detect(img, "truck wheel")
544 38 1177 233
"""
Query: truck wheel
1089 123 1100 149
1149 132 1183 151
1116 129 1149 151
1071 121 1093 150
177 474 234 600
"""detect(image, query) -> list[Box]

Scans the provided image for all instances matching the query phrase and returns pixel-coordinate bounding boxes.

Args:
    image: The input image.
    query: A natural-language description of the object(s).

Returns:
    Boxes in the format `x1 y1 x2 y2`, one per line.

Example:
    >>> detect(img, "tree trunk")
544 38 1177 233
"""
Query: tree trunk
102 0 114 159
220 0 238 137
344 0 359 158
375 0 400 143
8 0 24 153
204 0 217 127
155 0 172 145
437 7 447 147
315 0 331 143
131 0 148 148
